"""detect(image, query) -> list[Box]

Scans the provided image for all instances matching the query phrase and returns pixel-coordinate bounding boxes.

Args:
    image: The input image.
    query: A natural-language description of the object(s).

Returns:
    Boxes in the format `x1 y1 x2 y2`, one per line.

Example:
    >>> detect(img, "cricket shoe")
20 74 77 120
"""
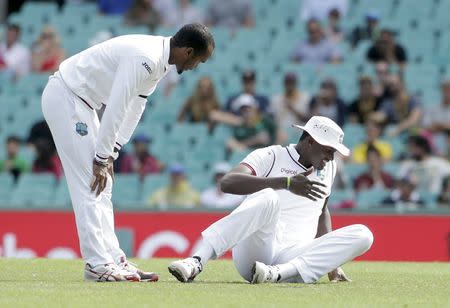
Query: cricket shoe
117 256 159 282
84 263 140 282
168 257 203 282
251 261 280 284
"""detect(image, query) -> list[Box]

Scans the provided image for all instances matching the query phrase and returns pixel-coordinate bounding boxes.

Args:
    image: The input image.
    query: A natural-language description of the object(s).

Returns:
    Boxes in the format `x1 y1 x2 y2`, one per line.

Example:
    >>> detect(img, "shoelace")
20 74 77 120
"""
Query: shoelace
119 260 139 273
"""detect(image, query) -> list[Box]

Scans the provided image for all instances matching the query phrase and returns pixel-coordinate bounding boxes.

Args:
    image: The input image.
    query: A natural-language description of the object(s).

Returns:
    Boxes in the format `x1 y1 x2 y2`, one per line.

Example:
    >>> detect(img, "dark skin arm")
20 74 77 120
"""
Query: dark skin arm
316 199 351 282
220 164 327 202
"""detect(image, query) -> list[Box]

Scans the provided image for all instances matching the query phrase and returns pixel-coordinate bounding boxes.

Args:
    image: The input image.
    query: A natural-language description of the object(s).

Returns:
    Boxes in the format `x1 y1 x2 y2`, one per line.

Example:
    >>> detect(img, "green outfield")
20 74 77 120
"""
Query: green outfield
0 259 449 308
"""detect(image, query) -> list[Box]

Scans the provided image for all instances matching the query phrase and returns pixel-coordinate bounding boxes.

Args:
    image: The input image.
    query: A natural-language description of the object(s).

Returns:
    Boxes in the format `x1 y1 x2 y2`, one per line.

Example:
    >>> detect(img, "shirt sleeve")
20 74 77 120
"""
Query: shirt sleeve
240 146 276 177
115 95 148 147
95 56 155 162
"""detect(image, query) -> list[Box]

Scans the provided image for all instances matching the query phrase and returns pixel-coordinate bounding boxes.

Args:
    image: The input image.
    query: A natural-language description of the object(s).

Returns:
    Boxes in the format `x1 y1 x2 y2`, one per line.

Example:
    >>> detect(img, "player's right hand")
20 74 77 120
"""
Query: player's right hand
90 159 110 196
288 167 327 201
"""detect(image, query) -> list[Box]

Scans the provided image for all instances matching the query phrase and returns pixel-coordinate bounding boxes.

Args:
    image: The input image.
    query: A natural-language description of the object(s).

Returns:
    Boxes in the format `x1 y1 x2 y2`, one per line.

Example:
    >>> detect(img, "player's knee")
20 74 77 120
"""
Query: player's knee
353 224 374 251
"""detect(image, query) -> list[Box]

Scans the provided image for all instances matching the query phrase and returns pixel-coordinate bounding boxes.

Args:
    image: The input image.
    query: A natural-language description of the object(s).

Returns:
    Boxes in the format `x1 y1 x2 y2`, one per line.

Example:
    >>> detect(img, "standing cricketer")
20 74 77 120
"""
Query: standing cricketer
169 116 373 284
42 23 214 282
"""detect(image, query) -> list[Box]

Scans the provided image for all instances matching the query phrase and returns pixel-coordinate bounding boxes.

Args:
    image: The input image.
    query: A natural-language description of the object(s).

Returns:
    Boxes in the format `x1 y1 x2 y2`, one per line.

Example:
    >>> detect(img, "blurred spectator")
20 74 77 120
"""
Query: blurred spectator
348 75 382 124
124 0 160 31
374 73 422 137
200 162 244 209
120 134 164 179
271 72 310 144
177 76 220 128
225 70 270 115
382 176 424 210
348 11 380 48
0 24 30 80
353 145 394 192
175 0 204 28
400 135 450 194
373 61 390 97
31 26 65 73
32 138 62 180
309 78 347 126
437 176 450 208
0 136 29 181
300 0 348 21
148 163 200 209
423 79 450 137
205 0 254 29
324 8 343 43
290 19 342 65
353 120 392 164
98 0 132 15
367 29 407 68
153 0 178 27
226 94 276 152
27 119 55 154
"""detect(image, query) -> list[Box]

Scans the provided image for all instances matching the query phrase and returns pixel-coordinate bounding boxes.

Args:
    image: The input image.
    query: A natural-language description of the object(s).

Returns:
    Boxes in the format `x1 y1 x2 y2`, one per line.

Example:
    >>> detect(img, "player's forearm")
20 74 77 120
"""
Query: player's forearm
316 205 332 238
220 173 286 195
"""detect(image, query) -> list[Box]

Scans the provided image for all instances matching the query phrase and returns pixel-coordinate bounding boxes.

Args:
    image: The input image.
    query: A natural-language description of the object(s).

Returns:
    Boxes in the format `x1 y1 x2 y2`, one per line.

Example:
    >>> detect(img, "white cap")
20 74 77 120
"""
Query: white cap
292 116 350 157
232 94 258 112
213 162 231 174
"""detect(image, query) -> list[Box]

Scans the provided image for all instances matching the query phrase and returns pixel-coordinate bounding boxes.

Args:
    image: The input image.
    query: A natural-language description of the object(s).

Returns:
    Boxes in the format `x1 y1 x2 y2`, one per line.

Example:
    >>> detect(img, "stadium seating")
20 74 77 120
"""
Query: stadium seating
0 0 448 211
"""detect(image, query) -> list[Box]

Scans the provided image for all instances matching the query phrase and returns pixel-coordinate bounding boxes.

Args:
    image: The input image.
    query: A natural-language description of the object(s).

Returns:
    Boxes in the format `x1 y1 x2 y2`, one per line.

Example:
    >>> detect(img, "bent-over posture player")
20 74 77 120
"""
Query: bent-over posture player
169 116 373 283
42 24 214 282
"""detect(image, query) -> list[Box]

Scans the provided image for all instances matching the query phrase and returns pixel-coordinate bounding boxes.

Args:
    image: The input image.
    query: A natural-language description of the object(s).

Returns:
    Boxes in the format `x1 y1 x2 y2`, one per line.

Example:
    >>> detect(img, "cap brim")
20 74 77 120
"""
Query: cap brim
292 124 351 157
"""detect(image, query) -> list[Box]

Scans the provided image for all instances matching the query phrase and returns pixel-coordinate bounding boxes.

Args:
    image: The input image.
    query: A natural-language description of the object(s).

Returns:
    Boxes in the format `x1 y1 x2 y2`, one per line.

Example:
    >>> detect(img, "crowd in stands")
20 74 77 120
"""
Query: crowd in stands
1 0 450 211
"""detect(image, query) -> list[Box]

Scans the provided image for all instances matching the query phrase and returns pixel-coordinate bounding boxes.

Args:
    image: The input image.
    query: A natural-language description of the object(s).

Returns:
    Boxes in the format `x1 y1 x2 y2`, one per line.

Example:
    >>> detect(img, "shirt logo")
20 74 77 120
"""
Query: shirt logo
316 169 325 181
75 122 88 136
142 62 152 75
281 168 298 175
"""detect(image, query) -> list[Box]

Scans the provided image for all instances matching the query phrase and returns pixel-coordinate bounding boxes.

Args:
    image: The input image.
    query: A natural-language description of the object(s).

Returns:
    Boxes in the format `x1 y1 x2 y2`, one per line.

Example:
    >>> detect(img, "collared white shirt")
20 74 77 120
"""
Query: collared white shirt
241 144 337 247
0 42 31 76
59 35 172 159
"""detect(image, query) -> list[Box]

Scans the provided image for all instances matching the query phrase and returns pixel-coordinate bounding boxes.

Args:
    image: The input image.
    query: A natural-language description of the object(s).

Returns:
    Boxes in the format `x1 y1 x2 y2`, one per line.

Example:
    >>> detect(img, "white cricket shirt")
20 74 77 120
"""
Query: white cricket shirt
241 144 337 247
59 35 172 159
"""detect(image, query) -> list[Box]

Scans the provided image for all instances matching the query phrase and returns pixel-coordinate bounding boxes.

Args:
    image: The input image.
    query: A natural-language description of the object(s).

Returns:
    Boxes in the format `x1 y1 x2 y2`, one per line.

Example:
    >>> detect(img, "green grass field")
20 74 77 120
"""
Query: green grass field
0 259 449 308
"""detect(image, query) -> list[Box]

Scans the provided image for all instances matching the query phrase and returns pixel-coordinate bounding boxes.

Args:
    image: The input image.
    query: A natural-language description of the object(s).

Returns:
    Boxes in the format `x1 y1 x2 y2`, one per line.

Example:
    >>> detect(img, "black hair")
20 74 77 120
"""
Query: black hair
366 144 381 157
172 23 215 56
408 135 432 154
7 23 21 33
6 135 21 144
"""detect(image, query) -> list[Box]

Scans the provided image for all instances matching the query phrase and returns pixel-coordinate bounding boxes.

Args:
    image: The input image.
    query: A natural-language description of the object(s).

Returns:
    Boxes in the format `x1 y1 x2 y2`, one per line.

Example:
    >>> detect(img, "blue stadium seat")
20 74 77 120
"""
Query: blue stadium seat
8 173 56 208
0 173 14 206
356 188 390 209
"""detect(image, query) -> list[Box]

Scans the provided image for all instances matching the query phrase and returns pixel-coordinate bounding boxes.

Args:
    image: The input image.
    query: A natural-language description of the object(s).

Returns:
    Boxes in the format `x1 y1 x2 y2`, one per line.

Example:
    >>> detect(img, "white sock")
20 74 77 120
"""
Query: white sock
276 262 301 282
193 238 215 267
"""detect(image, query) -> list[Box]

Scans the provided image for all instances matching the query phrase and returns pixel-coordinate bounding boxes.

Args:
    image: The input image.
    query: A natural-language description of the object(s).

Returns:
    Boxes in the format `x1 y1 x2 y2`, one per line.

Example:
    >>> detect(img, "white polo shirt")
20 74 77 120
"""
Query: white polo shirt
59 35 172 160
241 144 337 247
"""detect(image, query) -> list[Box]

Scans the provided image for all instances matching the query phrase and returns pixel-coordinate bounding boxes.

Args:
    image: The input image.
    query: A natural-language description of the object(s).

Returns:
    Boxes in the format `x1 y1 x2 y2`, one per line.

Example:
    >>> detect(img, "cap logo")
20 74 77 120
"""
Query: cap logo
313 123 329 133
338 134 344 144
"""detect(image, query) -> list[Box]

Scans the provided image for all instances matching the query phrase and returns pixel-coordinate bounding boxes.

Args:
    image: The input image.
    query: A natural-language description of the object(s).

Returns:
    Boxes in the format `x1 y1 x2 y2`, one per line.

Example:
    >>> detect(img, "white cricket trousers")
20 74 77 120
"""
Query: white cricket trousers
202 188 374 283
41 72 125 266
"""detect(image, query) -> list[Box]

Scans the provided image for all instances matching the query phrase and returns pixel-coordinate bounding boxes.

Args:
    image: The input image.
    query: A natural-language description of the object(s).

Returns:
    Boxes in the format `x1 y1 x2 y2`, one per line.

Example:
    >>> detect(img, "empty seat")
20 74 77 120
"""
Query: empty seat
8 173 56 208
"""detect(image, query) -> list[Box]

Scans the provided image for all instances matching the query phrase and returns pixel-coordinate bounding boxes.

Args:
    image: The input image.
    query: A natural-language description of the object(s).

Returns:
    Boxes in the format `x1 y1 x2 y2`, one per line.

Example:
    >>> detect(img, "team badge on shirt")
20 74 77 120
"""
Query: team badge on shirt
316 169 325 181
75 122 88 136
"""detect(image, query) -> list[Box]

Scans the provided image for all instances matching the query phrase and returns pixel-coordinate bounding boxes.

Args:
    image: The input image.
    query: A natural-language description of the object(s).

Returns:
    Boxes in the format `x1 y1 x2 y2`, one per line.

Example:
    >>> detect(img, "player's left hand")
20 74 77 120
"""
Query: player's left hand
328 267 351 282
90 157 114 196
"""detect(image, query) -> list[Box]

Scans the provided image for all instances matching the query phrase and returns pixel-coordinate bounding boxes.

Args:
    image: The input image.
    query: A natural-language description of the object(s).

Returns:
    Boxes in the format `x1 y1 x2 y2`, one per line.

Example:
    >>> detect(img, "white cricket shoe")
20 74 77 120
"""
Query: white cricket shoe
168 257 203 283
251 261 280 284
84 263 140 282
117 256 159 282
